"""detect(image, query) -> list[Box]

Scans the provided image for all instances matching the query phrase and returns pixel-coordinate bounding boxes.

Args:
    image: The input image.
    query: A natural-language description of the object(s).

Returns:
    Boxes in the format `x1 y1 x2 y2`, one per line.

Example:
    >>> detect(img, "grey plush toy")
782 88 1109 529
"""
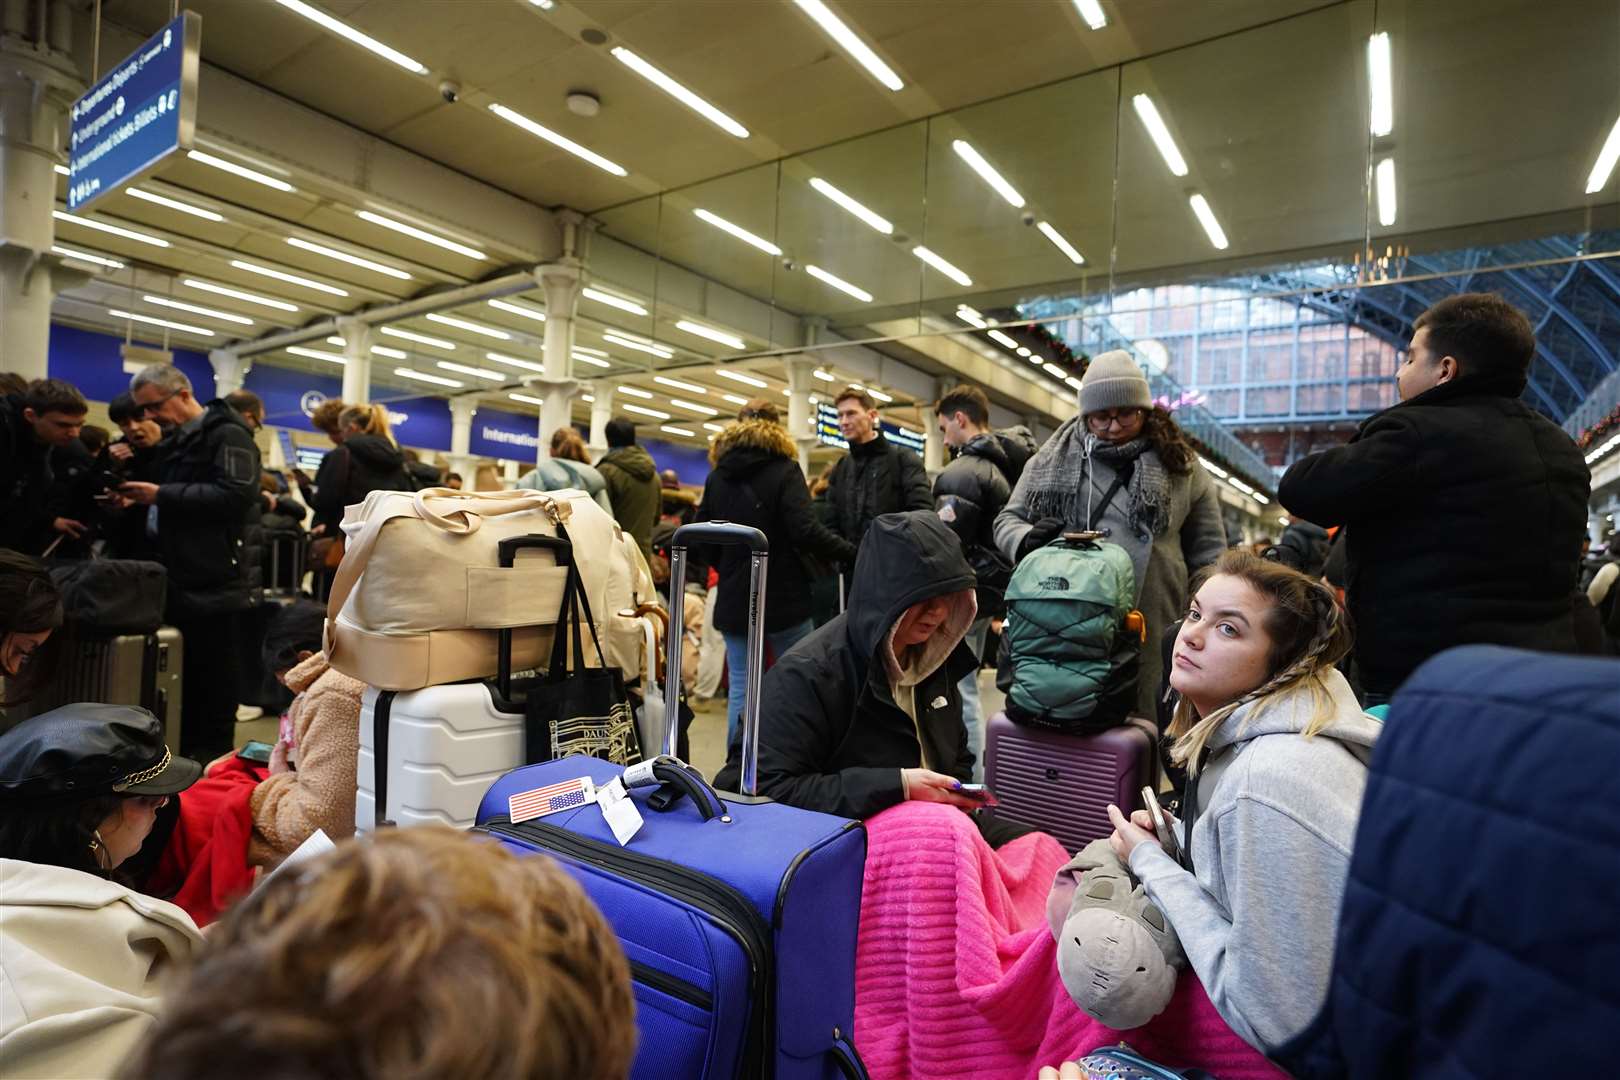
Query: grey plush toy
1045 838 1186 1030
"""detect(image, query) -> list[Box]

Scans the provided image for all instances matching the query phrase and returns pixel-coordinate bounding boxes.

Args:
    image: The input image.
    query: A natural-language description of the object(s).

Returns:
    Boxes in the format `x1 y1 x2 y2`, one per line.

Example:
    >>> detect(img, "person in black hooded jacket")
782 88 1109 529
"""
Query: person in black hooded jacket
696 400 856 739
307 403 415 528
1279 293 1590 702
715 510 1029 846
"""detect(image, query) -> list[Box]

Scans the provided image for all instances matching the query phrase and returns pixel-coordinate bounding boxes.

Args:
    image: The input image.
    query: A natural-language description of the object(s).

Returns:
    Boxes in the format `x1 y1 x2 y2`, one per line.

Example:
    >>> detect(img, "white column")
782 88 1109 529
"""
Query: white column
209 350 250 396
336 318 374 404
785 358 818 476
0 30 81 381
924 378 950 473
587 381 614 459
448 396 477 481
533 260 582 460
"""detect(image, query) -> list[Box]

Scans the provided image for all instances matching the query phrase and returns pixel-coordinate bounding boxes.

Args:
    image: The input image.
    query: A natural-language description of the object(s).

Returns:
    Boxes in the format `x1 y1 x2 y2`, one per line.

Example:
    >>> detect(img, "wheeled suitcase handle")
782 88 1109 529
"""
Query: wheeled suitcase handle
496 534 574 700
665 522 769 794
625 755 729 822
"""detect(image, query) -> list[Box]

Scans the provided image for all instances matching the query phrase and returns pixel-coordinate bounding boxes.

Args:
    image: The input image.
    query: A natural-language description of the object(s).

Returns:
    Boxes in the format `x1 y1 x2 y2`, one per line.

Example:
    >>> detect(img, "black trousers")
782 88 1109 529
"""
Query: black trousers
173 610 243 761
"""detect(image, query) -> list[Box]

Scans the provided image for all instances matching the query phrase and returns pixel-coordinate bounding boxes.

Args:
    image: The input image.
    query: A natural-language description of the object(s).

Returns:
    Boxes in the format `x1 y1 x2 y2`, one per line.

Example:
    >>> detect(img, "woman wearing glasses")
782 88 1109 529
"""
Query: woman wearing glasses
994 350 1228 716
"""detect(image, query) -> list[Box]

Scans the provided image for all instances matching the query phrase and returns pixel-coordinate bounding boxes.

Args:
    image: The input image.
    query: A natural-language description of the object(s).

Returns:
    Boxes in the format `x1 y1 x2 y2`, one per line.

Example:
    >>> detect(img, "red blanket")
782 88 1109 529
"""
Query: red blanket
853 803 1285 1080
149 757 263 926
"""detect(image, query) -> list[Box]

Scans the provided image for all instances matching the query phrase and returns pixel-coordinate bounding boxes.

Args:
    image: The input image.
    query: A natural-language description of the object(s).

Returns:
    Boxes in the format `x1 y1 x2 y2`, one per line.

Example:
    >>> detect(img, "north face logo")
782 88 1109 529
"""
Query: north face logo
1039 575 1070 591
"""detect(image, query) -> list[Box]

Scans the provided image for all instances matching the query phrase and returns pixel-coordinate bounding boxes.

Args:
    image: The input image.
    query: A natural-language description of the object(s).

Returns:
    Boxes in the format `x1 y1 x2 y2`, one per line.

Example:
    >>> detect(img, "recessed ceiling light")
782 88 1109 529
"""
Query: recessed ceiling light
287 346 347 364
109 308 214 336
812 369 836 382
425 312 511 340
371 345 408 360
582 286 649 316
143 295 254 326
127 188 224 222
791 0 903 91
272 0 428 74
617 385 655 399
659 425 696 438
486 352 547 373
187 150 296 192
951 140 1024 208
1188 193 1229 250
721 393 749 406
912 246 972 287
380 326 455 349
1043 362 1069 380
487 298 547 322
1016 346 1032 357
54 211 168 248
1367 32 1393 138
437 361 503 381
231 259 349 297
573 352 613 368
954 305 987 329
986 329 1019 350
1375 157 1397 227
623 403 671 420
1036 221 1085 264
611 46 749 138
654 375 707 395
488 103 629 177
807 177 893 234
703 422 727 433
604 331 674 358
575 345 610 357
1065 375 1083 390
674 320 745 349
287 237 412 280
1132 94 1189 177
52 245 124 269
669 398 719 416
357 210 487 260
393 368 464 388
1585 114 1620 194
183 279 298 312
692 208 781 255
715 368 767 388
1073 0 1107 30
510 392 546 405
867 387 893 403
805 264 873 303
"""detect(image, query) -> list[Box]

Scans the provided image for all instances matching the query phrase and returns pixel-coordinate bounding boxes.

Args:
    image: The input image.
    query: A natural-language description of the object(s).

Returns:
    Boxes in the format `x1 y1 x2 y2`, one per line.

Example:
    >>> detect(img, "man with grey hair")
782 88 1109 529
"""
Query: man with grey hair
114 363 262 759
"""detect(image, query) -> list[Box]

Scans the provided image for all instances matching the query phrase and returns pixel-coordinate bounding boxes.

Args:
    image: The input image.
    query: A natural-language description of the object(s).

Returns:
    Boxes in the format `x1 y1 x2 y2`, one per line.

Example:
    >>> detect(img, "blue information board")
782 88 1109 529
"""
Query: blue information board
66 12 200 212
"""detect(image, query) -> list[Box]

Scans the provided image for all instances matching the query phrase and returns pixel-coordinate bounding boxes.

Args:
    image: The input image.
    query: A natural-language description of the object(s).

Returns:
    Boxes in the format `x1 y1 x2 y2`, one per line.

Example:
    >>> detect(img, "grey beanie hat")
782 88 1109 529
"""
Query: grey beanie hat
1079 350 1152 417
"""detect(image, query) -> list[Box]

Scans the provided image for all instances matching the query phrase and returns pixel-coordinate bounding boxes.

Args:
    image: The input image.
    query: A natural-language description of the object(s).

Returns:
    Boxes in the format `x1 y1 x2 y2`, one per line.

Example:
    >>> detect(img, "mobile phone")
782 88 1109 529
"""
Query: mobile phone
958 783 998 806
238 740 274 765
1141 786 1181 863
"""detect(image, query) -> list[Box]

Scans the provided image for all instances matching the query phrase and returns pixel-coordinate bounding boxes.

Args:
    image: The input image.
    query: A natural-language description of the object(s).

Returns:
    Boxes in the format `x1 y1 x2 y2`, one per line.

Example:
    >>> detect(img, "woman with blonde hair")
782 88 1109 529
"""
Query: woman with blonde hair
307 402 414 525
515 427 612 513
1101 549 1379 1055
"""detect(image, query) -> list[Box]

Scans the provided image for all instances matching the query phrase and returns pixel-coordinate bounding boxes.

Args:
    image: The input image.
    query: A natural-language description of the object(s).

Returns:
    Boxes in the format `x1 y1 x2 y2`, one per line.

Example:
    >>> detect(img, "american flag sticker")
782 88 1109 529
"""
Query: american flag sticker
509 776 597 824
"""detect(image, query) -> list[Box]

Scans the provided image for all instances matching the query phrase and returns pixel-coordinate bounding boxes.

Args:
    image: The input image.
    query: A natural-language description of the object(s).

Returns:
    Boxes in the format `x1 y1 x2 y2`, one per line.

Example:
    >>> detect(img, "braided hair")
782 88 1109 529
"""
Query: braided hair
1168 549 1354 774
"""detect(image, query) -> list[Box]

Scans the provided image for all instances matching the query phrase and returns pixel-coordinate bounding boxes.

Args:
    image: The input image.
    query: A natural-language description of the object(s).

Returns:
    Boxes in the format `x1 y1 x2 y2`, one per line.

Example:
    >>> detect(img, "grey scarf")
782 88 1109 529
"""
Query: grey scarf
1024 421 1172 541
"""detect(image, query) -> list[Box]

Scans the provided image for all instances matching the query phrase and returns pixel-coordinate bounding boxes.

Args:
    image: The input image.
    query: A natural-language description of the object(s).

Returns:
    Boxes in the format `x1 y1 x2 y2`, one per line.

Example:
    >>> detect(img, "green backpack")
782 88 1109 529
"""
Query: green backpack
1002 534 1144 730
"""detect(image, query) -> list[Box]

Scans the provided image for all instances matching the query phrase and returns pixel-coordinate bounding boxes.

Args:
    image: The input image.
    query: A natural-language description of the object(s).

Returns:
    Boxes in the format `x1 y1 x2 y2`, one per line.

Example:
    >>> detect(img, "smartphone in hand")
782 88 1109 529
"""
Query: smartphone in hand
958 783 999 807
1141 786 1182 863
238 740 274 765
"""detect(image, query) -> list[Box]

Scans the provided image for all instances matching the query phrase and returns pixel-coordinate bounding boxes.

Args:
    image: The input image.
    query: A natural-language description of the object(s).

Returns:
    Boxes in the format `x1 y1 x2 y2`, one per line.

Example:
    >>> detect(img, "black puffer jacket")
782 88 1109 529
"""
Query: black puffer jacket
1279 370 1590 696
825 433 932 557
714 511 978 819
697 419 856 634
308 434 414 527
0 395 57 555
933 426 1036 614
153 399 263 618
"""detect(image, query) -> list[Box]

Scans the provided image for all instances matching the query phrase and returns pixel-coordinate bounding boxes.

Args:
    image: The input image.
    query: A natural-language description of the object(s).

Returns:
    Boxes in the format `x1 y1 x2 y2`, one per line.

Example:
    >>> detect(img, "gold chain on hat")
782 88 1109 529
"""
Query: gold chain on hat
112 747 171 791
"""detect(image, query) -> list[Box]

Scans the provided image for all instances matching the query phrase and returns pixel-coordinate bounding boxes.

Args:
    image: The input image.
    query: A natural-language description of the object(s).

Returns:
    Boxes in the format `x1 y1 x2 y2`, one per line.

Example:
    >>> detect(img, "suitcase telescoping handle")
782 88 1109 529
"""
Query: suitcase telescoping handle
495 533 573 701
665 522 768 794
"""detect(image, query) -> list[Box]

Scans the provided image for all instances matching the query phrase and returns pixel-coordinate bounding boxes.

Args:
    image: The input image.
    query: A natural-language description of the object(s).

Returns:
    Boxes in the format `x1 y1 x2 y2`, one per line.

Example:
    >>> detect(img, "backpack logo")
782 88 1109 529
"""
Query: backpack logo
1038 575 1070 591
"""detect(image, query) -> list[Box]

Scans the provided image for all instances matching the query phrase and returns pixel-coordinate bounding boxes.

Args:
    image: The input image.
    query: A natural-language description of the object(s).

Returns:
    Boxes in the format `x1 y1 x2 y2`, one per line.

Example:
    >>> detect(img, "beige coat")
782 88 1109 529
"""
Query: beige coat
248 651 365 866
0 859 202 1079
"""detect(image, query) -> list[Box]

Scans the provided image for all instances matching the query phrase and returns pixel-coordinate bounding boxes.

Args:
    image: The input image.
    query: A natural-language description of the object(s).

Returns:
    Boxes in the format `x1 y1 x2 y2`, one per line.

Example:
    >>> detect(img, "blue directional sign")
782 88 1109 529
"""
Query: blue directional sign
66 12 201 212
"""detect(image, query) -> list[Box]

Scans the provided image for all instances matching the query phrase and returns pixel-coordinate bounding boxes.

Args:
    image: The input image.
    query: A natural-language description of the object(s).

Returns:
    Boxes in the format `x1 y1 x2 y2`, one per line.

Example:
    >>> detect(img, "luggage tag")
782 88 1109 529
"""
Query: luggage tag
509 776 597 824
596 777 644 846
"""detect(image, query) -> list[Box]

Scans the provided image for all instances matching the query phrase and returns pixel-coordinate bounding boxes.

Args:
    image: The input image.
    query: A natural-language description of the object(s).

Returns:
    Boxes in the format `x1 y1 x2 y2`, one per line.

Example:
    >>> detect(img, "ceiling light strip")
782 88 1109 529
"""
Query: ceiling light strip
791 0 903 91
425 312 511 340
1132 94 1189 177
1188 194 1229 250
669 398 719 416
573 352 612 368
693 208 781 255
1367 32 1394 138
53 211 169 247
127 187 224 221
287 346 346 364
380 326 455 349
183 279 298 312
806 264 873 302
603 332 674 358
617 385 654 399
1585 114 1620 194
144 295 254 325
109 308 214 336
393 368 463 388
1073 0 1107 30
272 0 429 74
52 245 124 269
1035 221 1085 264
808 177 894 234
1375 157 1397 227
715 368 767 388
186 150 296 192
623 403 671 419
674 319 745 349
286 236 412 280
231 259 349 296
912 246 972 287
486 352 547 373
654 375 707 395
488 103 629 177
437 361 503 381
356 210 487 260
582 286 648 316
611 46 749 138
951 140 1025 208
487 298 547 322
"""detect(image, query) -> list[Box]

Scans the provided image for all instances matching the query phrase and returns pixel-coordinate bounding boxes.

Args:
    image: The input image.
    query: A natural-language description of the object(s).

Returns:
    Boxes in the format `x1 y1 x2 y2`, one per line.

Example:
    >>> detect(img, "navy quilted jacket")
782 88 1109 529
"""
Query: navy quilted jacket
1277 646 1620 1078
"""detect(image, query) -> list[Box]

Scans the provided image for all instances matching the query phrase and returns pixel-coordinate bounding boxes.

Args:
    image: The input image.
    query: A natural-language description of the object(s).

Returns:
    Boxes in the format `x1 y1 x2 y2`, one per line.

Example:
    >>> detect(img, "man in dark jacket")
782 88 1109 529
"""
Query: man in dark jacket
697 400 857 738
825 387 932 559
715 510 1026 846
596 418 661 564
116 363 262 760
1279 293 1590 702
0 379 89 555
931 384 1035 780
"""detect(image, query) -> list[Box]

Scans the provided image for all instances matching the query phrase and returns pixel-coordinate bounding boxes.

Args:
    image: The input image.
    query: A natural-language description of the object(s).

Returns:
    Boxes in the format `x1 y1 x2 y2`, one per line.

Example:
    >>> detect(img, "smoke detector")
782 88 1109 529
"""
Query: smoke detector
566 91 601 118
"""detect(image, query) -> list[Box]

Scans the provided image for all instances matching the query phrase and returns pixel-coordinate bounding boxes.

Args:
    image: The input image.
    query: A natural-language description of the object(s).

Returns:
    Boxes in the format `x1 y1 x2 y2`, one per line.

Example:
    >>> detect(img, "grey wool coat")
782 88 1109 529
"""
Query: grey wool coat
994 426 1228 715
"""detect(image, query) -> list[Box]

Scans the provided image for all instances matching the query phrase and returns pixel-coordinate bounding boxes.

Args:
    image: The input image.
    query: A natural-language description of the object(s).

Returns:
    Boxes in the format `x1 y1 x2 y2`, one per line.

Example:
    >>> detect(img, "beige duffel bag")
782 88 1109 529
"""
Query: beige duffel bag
324 486 651 690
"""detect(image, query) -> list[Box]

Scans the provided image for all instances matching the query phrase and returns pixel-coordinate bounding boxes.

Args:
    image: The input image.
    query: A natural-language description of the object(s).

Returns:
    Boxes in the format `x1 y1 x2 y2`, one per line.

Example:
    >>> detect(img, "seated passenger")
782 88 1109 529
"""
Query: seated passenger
0 704 204 1078
123 827 636 1080
248 601 365 867
715 510 1025 844
1104 549 1378 1055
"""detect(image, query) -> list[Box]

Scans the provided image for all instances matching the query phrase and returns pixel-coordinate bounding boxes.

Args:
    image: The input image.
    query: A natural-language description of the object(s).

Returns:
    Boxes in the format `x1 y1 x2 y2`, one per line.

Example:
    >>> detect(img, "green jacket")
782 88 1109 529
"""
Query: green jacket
597 444 661 562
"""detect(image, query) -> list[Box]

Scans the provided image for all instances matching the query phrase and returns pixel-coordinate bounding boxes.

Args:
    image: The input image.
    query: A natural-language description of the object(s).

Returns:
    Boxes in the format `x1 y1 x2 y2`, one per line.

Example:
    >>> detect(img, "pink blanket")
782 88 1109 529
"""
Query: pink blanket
853 803 1285 1080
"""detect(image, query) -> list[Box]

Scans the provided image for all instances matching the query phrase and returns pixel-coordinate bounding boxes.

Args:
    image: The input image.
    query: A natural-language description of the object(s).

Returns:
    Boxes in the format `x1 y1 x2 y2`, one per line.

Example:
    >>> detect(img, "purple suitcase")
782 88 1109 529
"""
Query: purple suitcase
983 711 1157 853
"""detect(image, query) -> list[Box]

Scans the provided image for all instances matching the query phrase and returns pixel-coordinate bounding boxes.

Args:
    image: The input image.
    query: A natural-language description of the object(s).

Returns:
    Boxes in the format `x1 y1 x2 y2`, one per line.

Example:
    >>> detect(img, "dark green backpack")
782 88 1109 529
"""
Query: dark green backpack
1002 534 1143 730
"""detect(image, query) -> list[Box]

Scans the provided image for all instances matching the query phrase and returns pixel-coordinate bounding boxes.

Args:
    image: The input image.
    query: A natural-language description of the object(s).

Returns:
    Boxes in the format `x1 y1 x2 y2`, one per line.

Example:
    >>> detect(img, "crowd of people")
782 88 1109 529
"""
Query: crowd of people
1 289 1614 1076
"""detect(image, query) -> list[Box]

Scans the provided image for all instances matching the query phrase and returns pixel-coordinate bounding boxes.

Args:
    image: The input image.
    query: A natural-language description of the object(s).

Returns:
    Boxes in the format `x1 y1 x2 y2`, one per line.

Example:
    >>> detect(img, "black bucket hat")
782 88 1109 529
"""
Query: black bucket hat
0 703 203 802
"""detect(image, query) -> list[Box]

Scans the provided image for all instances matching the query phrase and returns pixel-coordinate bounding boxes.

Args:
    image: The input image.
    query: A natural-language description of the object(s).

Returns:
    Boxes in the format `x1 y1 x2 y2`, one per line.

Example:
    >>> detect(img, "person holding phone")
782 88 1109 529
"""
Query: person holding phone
1102 549 1380 1055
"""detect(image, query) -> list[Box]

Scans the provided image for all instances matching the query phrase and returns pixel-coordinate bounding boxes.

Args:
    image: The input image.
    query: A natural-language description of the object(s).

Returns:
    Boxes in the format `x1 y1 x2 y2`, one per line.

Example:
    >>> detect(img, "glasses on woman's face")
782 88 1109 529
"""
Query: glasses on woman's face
1087 408 1143 430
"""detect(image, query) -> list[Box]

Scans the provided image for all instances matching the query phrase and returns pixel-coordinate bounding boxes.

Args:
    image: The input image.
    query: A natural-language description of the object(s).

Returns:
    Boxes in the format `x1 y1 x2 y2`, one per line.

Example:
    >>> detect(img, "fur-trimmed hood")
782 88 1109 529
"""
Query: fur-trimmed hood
710 418 796 466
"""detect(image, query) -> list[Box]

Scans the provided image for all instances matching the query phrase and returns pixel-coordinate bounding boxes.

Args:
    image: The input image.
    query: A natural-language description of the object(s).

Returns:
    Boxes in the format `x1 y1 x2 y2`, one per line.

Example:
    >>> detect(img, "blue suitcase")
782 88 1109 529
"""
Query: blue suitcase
476 523 870 1080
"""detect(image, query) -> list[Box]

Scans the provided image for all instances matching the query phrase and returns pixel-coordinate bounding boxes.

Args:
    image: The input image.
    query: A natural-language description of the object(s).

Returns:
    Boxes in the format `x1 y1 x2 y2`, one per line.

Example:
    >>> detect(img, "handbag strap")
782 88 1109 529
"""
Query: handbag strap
544 523 610 678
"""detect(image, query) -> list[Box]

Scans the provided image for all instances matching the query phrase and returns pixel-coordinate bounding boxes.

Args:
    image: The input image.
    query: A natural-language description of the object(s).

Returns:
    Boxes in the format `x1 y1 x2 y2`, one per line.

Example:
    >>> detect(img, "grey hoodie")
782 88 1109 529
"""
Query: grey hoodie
1128 667 1380 1053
